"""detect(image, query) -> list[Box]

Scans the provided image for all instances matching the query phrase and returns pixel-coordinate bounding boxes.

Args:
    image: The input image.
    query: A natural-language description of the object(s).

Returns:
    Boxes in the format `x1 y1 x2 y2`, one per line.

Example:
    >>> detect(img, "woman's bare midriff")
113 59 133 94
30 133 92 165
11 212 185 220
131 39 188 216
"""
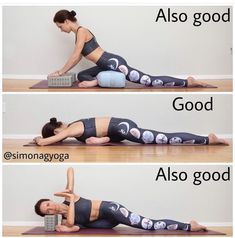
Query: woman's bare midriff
85 47 105 63
95 117 111 137
90 200 102 221
73 195 101 222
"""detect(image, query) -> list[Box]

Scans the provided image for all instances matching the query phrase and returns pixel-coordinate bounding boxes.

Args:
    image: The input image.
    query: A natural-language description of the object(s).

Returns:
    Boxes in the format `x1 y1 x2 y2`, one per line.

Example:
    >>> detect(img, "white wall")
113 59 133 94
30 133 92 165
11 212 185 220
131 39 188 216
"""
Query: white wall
2 94 232 137
2 165 232 224
3 6 232 77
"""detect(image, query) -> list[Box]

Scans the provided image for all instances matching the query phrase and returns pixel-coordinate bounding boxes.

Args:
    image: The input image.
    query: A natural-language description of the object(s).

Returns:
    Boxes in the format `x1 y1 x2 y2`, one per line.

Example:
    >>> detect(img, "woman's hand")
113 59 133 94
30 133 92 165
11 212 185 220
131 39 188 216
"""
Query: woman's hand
54 190 75 201
56 188 73 194
64 188 73 193
48 71 63 77
33 136 44 146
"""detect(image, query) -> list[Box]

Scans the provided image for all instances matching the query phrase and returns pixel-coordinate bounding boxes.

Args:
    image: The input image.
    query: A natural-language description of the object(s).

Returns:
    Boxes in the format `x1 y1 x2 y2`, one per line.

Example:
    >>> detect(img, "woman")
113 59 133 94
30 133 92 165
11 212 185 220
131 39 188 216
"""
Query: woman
34 167 207 232
49 9 208 88
33 117 228 146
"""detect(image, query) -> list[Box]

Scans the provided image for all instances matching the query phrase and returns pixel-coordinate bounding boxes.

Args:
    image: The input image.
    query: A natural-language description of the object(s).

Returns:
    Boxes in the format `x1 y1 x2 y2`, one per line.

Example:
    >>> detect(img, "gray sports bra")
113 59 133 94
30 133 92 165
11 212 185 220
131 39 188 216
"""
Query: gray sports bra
62 197 92 225
68 118 96 142
76 26 100 56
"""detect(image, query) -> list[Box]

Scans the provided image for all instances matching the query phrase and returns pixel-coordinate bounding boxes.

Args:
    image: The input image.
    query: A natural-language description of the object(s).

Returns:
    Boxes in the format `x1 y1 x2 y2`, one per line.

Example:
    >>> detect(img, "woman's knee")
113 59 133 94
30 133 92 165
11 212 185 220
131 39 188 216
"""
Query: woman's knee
77 72 93 82
77 71 85 81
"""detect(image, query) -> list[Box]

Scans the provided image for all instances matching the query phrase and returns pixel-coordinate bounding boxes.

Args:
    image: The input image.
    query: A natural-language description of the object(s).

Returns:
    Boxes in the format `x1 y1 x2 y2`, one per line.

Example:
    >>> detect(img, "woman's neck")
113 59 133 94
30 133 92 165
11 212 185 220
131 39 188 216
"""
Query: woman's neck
70 22 80 34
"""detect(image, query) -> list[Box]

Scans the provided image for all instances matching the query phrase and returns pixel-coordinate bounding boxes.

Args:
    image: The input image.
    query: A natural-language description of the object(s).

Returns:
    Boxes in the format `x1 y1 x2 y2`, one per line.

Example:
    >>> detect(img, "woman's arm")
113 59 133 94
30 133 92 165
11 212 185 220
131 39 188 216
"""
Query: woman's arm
33 129 70 146
66 198 75 227
54 192 76 227
56 224 80 232
58 29 87 75
66 168 74 192
34 122 84 146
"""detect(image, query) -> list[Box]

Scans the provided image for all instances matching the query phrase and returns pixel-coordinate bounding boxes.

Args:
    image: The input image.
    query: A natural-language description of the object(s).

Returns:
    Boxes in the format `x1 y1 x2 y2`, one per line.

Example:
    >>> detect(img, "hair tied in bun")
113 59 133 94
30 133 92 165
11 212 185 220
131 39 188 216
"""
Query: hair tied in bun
70 10 76 17
50 117 57 124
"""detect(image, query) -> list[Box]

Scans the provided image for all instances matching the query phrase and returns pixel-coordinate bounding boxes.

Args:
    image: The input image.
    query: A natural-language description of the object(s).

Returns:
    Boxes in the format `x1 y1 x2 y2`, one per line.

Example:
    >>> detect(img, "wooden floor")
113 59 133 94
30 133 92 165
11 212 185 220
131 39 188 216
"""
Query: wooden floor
2 226 232 236
3 139 232 163
2 79 232 92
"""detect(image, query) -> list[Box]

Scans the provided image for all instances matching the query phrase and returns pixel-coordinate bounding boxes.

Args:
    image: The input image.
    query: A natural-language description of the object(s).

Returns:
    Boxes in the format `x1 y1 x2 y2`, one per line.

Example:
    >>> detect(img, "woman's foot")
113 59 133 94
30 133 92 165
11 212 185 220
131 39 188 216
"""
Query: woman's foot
78 79 98 88
190 220 207 232
85 137 110 145
55 224 80 232
208 133 229 145
187 76 209 87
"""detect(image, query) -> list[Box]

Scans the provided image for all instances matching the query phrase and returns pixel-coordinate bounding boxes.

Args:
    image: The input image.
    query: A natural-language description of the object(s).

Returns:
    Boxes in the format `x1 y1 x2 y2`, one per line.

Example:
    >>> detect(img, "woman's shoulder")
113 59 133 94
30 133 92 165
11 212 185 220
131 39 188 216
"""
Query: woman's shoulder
77 26 90 35
77 26 95 39
68 120 83 127
67 121 84 136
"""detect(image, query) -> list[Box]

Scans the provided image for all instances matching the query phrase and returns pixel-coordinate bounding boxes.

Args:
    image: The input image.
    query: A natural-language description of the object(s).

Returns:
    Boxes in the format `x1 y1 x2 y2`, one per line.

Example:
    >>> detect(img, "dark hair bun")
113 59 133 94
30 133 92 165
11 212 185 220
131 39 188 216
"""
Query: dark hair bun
70 10 76 17
50 117 57 124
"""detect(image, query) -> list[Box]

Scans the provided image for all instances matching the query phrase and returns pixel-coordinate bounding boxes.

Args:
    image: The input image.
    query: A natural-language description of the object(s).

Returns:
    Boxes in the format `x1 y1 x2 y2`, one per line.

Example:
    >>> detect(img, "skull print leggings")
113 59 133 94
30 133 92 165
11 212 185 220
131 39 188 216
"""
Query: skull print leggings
107 117 209 145
77 51 188 87
85 201 191 231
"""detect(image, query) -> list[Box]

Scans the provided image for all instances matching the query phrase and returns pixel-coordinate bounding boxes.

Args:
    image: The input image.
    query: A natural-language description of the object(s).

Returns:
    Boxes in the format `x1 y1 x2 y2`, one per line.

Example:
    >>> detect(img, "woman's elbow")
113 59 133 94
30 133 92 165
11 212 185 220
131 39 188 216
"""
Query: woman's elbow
72 54 81 63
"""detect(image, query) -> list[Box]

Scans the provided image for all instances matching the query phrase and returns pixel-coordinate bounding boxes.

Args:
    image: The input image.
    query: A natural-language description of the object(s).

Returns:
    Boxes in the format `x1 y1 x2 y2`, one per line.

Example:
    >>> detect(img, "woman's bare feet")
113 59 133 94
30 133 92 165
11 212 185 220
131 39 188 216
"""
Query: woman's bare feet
208 133 229 145
187 76 210 87
55 224 80 232
190 220 207 232
85 136 110 145
78 79 98 88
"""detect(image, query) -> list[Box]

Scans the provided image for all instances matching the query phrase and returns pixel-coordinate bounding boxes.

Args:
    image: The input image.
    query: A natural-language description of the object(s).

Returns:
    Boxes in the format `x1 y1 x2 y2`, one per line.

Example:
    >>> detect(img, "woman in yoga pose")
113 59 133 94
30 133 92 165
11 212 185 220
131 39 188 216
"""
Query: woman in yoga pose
33 117 228 146
49 9 208 88
35 167 207 232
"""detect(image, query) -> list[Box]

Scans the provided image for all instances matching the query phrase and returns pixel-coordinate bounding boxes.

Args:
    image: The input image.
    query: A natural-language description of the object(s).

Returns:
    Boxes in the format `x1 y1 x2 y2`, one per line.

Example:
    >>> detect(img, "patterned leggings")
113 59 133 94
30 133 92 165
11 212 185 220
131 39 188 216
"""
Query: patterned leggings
107 117 209 144
85 201 190 231
77 51 188 87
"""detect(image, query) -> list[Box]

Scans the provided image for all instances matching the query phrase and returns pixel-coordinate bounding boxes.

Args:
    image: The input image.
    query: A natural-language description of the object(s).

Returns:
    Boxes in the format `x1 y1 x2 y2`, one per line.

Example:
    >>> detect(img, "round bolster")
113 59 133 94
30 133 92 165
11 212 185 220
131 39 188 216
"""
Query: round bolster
97 71 126 88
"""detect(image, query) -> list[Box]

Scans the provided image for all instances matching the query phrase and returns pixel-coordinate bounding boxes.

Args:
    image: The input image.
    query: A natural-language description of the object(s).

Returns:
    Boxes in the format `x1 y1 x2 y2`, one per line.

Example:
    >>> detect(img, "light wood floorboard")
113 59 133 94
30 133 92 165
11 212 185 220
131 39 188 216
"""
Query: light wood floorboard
3 139 232 163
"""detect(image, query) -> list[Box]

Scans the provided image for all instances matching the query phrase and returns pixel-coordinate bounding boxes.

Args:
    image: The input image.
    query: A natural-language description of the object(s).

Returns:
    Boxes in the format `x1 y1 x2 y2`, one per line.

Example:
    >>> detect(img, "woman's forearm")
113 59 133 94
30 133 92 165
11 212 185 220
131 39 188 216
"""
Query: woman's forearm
35 136 61 146
66 168 74 192
35 129 70 146
59 54 81 75
66 200 75 226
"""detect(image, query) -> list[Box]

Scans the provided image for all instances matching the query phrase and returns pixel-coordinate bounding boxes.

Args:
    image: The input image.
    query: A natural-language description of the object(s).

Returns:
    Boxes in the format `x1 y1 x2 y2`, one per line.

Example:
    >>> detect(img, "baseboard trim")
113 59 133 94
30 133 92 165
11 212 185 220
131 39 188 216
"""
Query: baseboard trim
3 134 39 139
3 75 47 80
3 74 233 80
3 221 44 226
